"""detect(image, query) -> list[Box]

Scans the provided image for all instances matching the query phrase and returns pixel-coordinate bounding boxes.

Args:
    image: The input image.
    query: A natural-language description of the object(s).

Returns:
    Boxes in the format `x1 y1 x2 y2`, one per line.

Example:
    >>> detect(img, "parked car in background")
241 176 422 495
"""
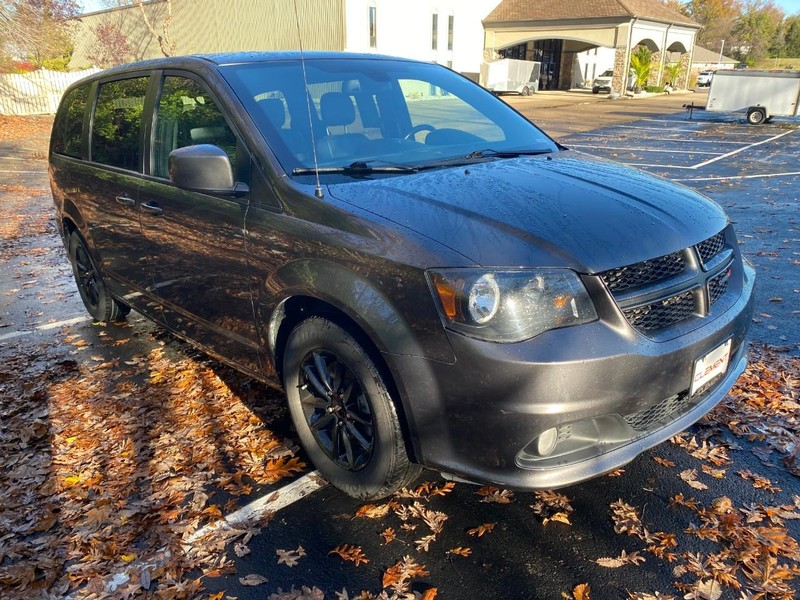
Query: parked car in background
697 70 714 87
592 68 636 94
50 52 754 500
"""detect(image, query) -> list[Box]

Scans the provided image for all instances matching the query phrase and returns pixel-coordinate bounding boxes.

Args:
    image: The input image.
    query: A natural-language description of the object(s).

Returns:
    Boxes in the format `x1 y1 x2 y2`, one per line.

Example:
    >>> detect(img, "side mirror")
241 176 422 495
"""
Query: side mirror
168 144 239 194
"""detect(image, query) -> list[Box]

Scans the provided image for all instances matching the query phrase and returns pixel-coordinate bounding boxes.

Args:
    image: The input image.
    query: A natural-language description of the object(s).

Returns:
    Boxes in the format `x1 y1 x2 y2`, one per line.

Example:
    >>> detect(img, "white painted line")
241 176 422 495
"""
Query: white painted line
0 315 91 341
570 144 721 155
691 129 797 169
569 134 745 145
674 171 800 182
0 156 38 160
621 163 696 169
185 471 327 544
0 170 47 174
612 125 709 133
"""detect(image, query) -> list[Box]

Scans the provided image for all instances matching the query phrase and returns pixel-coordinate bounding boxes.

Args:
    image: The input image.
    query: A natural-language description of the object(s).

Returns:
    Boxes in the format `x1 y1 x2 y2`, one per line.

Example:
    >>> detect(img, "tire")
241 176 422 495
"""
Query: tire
521 86 530 96
283 317 420 499
746 107 766 125
68 231 127 323
592 87 600 94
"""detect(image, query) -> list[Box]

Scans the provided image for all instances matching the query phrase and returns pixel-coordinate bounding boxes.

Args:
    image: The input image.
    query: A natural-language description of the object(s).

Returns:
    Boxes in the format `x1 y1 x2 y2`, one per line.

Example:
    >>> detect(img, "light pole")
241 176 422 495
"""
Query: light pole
717 39 725 68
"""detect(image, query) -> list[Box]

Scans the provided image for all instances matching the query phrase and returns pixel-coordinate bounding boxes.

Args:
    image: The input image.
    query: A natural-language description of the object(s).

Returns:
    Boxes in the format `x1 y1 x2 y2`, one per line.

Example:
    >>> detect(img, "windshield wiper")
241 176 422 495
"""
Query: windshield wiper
463 148 554 159
292 161 418 176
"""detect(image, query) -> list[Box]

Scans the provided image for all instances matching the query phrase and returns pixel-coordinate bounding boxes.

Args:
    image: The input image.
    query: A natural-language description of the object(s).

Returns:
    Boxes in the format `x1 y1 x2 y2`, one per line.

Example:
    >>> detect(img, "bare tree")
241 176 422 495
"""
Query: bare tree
136 0 175 57
87 20 132 67
0 0 80 68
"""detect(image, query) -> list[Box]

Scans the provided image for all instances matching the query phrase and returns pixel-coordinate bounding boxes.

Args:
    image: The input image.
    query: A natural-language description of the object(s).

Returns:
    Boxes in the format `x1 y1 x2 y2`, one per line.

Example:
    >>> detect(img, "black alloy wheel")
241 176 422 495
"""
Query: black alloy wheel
299 349 375 471
283 317 420 499
68 232 129 322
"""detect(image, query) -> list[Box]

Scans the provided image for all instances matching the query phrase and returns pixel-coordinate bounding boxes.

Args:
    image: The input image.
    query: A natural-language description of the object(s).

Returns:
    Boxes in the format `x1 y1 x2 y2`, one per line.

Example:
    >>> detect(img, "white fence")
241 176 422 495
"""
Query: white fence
0 68 100 116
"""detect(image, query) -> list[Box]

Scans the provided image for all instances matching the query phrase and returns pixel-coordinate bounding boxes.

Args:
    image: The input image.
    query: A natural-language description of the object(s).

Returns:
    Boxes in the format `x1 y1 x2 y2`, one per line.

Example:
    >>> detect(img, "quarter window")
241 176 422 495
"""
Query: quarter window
431 13 438 51
92 77 148 171
152 76 237 179
52 84 88 158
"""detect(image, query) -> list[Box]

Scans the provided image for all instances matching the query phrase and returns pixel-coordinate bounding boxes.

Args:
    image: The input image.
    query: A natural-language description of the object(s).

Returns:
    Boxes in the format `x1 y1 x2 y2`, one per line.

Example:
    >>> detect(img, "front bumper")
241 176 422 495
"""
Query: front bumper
387 263 755 490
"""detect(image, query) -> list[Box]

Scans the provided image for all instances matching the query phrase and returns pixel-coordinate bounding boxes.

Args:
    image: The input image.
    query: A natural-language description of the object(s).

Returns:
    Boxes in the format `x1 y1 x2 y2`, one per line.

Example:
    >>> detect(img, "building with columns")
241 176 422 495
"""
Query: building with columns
483 0 700 92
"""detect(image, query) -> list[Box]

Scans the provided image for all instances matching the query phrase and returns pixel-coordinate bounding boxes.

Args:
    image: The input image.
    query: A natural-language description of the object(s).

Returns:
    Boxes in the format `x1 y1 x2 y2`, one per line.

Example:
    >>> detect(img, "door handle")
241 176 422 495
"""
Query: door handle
140 202 163 216
115 195 135 207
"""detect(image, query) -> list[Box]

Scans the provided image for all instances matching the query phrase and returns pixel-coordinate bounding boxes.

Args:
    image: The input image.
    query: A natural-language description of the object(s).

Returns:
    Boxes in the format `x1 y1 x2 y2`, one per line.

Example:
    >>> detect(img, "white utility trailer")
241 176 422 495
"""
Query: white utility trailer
706 69 800 124
480 59 541 95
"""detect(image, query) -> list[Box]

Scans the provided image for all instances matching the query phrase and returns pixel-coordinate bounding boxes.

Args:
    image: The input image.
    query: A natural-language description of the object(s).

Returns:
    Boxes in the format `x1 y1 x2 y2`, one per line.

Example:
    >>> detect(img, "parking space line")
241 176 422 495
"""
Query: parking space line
674 171 800 182
569 134 745 145
0 169 48 173
186 471 327 543
692 129 797 169
0 315 91 341
569 145 721 155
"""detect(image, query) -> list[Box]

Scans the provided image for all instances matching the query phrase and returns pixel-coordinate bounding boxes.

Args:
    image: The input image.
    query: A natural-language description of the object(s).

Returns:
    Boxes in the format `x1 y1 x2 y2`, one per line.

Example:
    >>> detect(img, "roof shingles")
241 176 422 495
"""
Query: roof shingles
484 0 698 27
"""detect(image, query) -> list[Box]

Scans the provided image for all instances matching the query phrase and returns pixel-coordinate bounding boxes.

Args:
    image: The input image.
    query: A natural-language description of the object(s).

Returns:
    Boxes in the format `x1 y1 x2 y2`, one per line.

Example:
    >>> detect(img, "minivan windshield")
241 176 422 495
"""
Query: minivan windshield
221 57 558 180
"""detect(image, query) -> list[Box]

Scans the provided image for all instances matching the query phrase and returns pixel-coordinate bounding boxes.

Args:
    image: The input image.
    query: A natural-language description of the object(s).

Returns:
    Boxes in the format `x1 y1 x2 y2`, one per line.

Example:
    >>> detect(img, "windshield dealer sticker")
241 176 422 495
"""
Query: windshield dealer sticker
691 338 732 396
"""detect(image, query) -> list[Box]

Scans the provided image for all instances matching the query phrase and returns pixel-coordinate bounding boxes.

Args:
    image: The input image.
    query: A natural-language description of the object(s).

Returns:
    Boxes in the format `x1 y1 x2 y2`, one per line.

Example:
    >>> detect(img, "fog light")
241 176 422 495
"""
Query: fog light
535 427 559 456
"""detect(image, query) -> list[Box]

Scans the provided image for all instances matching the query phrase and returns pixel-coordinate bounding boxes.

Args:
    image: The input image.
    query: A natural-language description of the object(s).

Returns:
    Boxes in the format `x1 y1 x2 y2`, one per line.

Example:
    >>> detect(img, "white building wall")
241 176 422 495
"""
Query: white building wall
344 0 501 75
573 46 616 87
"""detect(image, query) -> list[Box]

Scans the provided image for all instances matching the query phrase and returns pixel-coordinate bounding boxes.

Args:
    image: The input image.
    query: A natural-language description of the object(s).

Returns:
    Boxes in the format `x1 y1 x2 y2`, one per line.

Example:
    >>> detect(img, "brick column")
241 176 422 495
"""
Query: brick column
677 52 690 89
648 50 662 86
612 46 628 94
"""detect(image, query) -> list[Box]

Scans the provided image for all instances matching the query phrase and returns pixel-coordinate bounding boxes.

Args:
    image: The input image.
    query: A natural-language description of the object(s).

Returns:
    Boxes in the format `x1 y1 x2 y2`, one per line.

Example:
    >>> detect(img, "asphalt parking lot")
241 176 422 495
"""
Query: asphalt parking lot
1 102 799 599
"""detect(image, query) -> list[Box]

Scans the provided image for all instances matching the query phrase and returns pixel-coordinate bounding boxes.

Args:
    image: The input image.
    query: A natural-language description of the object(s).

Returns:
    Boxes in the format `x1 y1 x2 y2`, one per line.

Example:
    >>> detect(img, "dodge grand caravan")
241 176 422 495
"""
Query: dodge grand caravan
49 53 755 499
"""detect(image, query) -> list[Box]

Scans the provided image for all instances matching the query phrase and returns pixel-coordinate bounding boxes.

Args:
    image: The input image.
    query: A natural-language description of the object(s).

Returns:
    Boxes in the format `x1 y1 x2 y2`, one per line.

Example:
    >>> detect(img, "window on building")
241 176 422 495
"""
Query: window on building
369 5 377 48
431 13 438 51
447 15 454 51
52 84 89 158
152 76 237 179
91 77 148 171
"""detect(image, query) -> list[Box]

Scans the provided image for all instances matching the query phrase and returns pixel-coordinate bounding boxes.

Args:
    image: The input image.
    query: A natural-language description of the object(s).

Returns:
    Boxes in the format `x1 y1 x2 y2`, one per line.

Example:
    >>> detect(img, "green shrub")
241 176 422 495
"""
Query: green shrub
645 85 665 93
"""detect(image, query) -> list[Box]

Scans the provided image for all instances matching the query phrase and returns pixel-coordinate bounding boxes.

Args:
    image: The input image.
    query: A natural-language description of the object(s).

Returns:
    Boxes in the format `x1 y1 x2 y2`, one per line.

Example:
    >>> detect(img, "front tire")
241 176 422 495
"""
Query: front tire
592 87 600 94
283 317 420 499
68 232 127 323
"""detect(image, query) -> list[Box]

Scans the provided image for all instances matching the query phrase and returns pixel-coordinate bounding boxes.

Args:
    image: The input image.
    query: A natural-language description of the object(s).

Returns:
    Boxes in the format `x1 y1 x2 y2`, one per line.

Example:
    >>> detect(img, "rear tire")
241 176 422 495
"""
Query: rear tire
746 107 766 125
283 317 420 499
592 87 600 94
68 232 127 323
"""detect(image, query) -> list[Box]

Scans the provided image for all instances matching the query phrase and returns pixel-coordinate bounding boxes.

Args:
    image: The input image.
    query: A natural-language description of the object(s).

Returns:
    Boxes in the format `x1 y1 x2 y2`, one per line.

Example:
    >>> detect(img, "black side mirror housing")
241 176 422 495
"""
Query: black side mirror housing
168 144 236 194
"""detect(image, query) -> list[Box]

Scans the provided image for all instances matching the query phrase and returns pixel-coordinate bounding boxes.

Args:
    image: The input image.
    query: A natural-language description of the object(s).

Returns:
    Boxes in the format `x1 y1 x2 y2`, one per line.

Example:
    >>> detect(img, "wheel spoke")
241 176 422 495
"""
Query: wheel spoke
345 421 371 451
300 394 329 410
303 364 330 399
310 411 335 432
340 423 356 468
344 406 371 426
312 352 333 393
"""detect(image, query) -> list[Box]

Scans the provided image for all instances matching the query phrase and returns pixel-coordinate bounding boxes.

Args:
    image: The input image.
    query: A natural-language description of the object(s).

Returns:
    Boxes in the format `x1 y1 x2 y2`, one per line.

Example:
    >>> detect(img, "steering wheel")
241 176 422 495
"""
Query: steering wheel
404 123 436 140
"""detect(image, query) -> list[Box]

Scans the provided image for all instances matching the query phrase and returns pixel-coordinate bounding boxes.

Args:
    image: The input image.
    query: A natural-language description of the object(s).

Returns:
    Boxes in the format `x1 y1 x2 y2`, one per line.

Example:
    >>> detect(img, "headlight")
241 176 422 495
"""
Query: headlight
427 268 598 343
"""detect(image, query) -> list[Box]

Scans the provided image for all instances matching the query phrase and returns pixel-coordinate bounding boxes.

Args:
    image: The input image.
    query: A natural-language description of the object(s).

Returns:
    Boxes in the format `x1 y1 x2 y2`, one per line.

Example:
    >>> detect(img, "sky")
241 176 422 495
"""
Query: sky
80 0 800 17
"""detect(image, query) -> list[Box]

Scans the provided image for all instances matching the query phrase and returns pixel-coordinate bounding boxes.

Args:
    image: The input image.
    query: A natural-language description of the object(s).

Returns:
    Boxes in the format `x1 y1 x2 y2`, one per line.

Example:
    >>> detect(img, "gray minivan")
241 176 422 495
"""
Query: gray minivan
50 52 755 499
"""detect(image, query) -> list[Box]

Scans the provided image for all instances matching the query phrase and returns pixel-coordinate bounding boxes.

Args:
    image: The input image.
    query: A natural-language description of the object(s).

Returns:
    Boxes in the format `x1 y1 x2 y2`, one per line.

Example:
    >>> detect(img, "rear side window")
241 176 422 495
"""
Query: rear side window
52 85 89 158
92 77 149 171
152 76 237 179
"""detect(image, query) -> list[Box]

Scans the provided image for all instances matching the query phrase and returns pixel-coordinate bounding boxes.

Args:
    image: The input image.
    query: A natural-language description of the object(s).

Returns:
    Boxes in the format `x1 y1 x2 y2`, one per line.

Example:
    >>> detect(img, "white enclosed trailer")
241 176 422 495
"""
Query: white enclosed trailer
480 59 541 95
706 70 800 124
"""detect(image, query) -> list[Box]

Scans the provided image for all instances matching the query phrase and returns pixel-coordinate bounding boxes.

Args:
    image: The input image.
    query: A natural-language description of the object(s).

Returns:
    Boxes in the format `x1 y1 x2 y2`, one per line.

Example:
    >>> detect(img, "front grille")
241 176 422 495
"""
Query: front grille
624 391 690 431
599 228 733 335
708 270 729 306
622 290 695 332
600 251 685 293
696 231 726 265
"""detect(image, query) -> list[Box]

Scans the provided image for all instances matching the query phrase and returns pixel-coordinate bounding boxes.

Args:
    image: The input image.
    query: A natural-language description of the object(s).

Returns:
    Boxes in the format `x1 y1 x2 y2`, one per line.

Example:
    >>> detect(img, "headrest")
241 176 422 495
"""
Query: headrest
320 92 356 127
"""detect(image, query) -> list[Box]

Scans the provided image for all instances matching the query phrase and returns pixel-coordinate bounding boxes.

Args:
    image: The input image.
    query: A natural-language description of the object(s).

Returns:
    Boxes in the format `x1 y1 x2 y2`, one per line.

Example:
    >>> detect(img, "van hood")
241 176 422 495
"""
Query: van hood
325 152 728 273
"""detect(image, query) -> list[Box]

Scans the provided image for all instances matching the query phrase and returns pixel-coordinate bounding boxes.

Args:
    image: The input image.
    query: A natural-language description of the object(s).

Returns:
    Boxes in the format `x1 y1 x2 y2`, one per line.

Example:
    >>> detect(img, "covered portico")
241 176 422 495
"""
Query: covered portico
483 0 700 93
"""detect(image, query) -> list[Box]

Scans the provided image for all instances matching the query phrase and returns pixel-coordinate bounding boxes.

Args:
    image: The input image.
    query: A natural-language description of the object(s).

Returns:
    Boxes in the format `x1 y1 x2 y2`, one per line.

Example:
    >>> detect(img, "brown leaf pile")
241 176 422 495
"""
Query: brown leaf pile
0 327 301 598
